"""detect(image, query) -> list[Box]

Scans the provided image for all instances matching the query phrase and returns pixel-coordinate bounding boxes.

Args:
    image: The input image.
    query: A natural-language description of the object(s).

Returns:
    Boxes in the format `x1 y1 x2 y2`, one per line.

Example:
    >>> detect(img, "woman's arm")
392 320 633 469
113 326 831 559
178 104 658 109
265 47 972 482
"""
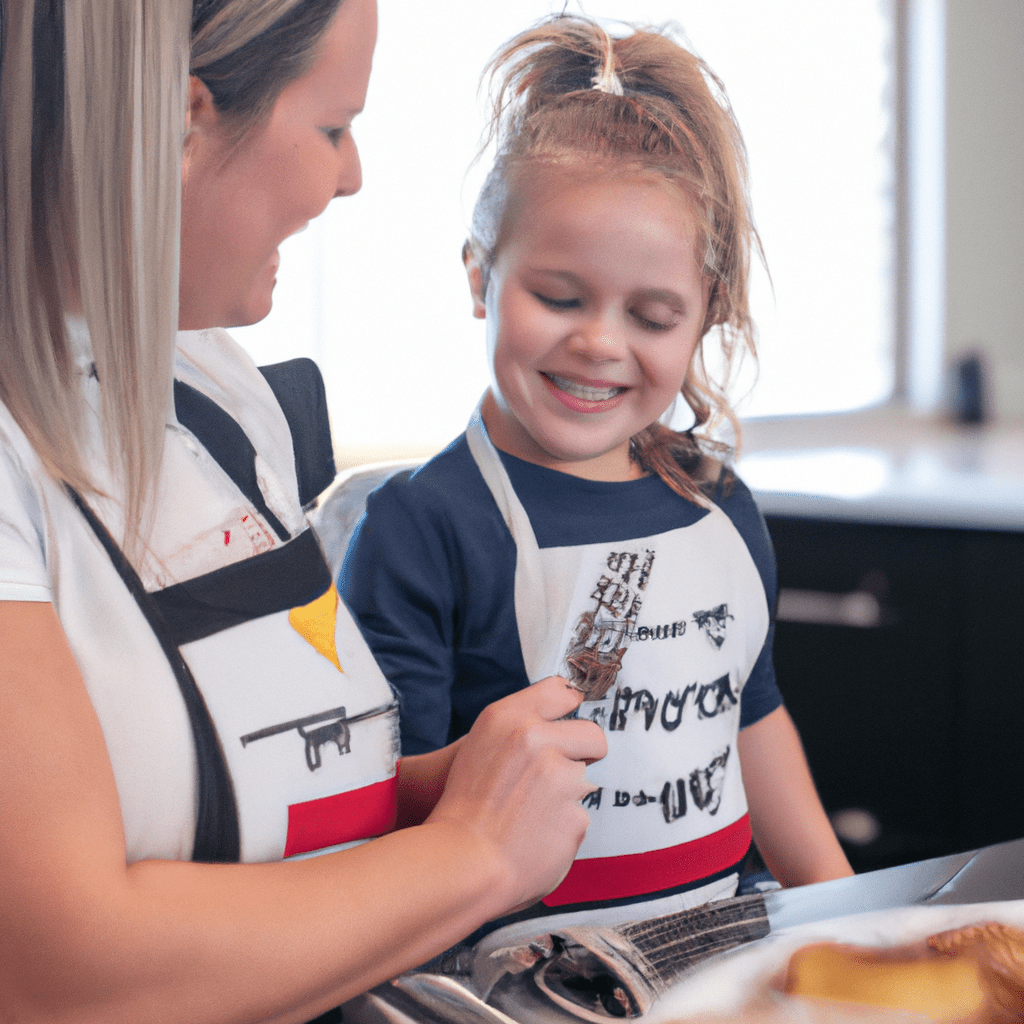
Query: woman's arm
0 601 606 1024
737 705 854 887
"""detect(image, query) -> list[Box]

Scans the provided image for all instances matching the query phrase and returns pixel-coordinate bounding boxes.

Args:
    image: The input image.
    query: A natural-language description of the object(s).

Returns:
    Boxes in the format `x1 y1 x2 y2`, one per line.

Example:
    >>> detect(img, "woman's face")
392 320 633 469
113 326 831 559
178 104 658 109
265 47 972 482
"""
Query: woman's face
179 0 377 330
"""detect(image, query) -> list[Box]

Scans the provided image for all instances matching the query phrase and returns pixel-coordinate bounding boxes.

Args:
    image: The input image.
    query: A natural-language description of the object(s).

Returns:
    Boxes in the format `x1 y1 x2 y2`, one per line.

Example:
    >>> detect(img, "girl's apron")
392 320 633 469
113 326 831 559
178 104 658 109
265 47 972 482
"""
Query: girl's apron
466 408 769 921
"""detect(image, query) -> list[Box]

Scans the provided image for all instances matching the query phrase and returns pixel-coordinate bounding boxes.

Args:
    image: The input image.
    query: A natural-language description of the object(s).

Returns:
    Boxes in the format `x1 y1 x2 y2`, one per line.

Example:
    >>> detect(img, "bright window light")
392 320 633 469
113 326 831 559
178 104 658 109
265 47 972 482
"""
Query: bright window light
232 0 895 465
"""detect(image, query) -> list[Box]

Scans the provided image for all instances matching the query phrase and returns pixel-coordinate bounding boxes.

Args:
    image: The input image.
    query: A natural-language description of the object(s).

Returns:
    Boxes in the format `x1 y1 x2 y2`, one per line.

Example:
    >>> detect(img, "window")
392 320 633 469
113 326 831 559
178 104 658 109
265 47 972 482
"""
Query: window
233 0 896 464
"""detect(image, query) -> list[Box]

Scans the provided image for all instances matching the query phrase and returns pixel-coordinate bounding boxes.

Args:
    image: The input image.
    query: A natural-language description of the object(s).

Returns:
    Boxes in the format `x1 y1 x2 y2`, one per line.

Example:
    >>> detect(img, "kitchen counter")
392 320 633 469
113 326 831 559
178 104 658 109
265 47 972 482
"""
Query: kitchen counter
736 407 1024 532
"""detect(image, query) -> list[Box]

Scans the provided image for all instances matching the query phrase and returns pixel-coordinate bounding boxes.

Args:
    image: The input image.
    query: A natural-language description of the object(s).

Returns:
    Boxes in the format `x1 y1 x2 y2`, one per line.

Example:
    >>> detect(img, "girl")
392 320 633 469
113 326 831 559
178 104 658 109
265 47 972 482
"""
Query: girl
0 2 605 1021
340 14 853 929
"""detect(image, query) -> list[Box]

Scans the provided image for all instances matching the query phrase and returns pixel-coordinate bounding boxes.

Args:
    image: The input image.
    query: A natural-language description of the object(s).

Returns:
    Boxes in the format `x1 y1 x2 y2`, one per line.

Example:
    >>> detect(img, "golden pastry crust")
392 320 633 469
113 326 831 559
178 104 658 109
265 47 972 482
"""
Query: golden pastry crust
778 922 1024 1024
660 922 1024 1024
928 923 1024 1023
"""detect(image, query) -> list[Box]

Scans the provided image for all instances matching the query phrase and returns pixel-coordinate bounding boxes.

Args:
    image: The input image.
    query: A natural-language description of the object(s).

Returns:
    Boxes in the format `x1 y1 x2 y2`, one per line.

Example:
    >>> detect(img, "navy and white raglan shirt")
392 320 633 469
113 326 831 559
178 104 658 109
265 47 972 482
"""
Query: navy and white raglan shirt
0 321 399 865
341 410 782 927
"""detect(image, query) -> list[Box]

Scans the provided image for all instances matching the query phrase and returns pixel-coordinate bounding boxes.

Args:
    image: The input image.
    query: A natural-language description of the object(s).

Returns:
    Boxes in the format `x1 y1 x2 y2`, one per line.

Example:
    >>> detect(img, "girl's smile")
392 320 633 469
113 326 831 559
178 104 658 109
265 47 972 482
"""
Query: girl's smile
467 163 709 482
541 372 629 409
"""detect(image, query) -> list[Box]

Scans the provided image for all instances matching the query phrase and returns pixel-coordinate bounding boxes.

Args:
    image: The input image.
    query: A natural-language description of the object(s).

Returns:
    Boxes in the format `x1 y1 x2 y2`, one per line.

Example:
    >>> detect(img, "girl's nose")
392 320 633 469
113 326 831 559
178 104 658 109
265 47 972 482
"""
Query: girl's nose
568 319 626 361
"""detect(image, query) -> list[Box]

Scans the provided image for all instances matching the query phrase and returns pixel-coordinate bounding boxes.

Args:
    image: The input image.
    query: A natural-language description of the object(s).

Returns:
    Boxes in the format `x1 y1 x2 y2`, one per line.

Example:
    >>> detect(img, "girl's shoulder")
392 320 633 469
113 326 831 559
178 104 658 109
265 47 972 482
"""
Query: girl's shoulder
347 432 510 544
698 456 777 590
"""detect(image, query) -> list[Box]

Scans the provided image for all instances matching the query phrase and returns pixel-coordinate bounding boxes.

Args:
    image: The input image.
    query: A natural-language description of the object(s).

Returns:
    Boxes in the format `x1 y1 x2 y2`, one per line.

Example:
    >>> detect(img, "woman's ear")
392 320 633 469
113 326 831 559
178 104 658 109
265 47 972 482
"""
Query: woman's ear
462 241 487 319
182 76 216 185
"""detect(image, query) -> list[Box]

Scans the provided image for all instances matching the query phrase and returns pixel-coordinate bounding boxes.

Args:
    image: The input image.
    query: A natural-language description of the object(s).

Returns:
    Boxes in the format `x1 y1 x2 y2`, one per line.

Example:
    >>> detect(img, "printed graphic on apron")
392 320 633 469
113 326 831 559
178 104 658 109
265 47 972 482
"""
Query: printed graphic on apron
564 549 654 700
579 745 732 823
693 603 734 648
239 701 396 772
603 673 738 733
288 584 343 671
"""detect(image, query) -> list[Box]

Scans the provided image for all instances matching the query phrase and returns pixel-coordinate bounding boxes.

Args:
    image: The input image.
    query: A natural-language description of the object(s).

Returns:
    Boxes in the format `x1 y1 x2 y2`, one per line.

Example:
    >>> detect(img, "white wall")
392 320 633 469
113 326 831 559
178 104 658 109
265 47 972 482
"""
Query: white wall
945 0 1024 421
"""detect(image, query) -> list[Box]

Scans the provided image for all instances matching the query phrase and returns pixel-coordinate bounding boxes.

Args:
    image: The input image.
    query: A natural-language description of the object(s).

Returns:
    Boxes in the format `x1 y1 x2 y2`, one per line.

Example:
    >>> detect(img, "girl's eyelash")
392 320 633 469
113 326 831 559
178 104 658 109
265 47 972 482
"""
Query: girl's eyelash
632 310 676 331
534 292 677 330
323 126 348 146
534 293 580 310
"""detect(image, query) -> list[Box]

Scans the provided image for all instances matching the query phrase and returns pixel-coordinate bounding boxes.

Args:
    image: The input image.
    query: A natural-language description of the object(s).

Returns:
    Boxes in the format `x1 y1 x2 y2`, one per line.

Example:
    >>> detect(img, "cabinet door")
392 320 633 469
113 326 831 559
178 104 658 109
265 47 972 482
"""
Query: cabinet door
766 517 958 871
951 530 1024 851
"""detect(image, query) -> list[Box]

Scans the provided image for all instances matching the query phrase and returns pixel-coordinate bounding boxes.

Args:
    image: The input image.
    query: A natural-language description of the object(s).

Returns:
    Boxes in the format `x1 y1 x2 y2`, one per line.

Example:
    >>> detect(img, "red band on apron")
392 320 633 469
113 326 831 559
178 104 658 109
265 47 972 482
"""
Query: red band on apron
542 813 751 907
284 769 399 857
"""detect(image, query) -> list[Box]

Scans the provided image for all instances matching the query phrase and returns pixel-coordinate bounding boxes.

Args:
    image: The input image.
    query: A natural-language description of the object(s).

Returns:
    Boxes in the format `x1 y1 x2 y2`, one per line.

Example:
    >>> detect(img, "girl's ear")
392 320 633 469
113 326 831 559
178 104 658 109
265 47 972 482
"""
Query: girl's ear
462 242 487 319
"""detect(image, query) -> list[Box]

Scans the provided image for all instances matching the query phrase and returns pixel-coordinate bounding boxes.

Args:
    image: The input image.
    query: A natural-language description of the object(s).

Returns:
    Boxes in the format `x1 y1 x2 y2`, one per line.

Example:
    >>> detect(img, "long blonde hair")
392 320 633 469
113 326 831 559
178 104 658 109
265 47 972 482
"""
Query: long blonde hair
0 0 189 544
0 0 345 549
468 15 763 502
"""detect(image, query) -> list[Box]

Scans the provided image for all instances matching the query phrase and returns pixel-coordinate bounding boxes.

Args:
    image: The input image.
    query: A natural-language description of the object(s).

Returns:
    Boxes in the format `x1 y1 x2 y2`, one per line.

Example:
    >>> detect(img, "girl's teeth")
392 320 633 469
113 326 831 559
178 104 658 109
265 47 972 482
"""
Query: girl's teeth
546 373 624 402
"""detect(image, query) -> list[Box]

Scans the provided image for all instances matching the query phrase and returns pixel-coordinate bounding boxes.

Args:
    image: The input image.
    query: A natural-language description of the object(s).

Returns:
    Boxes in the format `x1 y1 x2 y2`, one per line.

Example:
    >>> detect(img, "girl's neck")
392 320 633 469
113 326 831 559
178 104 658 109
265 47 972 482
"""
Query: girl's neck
480 391 648 483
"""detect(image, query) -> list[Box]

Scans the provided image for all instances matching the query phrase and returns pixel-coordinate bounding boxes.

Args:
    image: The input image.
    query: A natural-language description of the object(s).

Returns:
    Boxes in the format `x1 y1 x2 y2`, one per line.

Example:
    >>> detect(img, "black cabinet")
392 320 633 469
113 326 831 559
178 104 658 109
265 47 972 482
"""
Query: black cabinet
765 515 1024 872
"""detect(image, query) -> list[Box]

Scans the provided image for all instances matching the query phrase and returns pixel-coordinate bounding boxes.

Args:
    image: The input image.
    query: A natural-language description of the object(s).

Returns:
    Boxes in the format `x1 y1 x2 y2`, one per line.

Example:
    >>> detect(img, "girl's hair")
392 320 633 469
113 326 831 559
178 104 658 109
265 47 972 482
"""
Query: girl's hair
468 15 762 503
0 0 343 549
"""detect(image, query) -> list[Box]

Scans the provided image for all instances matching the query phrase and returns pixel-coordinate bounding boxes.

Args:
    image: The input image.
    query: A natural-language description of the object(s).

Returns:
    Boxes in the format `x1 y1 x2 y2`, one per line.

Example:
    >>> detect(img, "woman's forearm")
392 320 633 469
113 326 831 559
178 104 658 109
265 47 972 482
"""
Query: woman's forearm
0 603 603 1024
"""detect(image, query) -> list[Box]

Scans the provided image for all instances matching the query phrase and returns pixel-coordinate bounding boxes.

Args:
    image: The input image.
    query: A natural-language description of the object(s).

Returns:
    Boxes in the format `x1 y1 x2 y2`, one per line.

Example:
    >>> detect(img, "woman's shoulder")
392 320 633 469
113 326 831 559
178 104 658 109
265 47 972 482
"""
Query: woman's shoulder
0 397 49 496
0 400 55 600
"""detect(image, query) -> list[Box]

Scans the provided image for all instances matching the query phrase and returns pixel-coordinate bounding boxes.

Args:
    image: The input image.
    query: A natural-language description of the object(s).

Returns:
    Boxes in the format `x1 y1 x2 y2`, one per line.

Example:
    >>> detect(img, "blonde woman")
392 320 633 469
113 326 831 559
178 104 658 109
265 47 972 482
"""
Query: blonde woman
0 2 605 1022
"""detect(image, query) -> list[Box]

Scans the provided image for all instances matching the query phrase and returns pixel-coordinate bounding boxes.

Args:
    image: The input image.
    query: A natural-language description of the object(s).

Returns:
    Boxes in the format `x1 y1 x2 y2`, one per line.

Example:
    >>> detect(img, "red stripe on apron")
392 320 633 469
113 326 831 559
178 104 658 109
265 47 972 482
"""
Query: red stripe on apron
542 813 751 907
284 771 399 858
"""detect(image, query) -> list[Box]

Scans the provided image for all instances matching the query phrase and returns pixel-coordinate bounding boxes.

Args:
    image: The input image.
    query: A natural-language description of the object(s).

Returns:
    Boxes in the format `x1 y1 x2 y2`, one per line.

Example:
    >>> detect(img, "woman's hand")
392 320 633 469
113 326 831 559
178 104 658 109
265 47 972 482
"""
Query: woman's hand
425 675 607 913
0 601 604 1023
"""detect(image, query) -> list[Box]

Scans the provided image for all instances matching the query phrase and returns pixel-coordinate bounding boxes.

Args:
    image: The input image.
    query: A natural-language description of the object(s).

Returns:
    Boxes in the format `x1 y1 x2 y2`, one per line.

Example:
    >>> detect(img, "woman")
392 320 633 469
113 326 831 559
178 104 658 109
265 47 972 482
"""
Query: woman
0 2 605 1022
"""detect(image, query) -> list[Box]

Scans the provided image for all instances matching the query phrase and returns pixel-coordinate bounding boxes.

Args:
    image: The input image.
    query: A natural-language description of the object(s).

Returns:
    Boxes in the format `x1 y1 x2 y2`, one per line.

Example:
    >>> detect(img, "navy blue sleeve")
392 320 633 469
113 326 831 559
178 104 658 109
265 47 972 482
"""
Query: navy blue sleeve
340 472 460 754
714 471 784 729
339 440 527 755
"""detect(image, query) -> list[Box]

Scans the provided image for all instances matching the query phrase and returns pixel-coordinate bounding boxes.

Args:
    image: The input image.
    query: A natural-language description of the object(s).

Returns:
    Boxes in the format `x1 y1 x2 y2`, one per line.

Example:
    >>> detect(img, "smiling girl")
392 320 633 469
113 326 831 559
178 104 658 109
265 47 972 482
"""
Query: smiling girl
340 14 852 928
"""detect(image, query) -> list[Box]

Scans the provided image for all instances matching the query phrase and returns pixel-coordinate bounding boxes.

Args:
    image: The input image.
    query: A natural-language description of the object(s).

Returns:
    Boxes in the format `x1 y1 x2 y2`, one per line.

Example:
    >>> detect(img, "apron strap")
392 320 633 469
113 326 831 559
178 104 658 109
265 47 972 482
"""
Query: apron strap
66 486 241 864
465 405 559 683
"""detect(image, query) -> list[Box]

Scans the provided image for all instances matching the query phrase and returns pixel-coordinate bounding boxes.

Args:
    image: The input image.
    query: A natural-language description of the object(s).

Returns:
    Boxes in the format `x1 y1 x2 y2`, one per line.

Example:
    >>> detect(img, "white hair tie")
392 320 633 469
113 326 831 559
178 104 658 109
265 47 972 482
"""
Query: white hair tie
591 26 624 95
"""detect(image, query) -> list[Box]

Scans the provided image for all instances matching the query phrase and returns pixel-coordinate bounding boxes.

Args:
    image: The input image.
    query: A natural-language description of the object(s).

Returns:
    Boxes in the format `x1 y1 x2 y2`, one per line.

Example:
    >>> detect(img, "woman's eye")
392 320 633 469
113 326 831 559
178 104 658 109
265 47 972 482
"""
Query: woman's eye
534 293 580 311
322 126 348 147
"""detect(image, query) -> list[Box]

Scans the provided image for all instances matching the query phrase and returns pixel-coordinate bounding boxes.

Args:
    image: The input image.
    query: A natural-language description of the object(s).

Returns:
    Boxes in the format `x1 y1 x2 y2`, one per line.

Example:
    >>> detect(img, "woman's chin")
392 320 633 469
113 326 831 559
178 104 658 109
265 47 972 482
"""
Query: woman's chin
226 290 275 330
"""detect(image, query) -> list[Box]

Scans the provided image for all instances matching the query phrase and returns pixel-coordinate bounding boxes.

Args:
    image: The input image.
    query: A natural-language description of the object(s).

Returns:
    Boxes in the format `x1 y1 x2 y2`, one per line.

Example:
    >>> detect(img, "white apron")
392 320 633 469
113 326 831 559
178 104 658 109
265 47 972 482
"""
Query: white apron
466 409 769 919
51 324 401 865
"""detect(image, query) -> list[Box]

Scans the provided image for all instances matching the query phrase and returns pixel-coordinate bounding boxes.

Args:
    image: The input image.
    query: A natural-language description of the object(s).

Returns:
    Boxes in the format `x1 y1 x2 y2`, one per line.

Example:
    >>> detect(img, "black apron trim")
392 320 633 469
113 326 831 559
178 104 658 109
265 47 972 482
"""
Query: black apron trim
67 487 241 864
464 851 750 943
150 527 332 646
174 378 290 541
305 1008 345 1023
258 358 336 507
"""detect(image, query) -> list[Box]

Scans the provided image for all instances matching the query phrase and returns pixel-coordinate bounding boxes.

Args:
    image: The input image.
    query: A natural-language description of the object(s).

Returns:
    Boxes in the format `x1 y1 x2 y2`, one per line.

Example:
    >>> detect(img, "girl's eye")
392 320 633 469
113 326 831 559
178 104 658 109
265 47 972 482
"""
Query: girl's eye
631 308 677 332
534 293 580 311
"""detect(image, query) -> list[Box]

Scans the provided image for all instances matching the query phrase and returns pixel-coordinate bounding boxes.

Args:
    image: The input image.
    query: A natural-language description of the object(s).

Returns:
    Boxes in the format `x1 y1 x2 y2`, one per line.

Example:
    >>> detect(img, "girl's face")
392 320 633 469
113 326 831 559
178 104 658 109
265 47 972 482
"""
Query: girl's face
468 164 709 482
179 0 377 330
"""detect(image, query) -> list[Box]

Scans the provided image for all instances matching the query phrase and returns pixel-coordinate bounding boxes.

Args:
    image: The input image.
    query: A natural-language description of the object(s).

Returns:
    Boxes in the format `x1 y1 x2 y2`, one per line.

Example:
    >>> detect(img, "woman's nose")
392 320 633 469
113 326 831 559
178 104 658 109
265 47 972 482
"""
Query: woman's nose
336 136 363 198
